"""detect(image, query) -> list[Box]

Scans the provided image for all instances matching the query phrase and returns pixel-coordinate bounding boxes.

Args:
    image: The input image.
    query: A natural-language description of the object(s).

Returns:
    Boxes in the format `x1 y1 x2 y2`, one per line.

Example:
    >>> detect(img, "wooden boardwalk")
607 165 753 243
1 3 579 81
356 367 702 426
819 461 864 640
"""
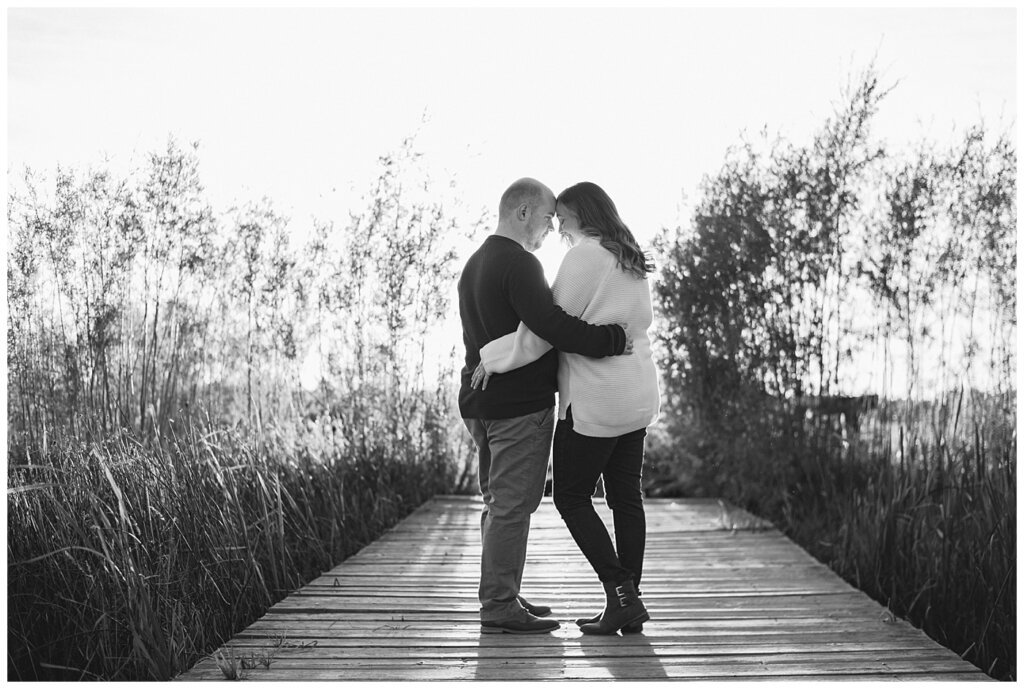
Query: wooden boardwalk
178 495 988 681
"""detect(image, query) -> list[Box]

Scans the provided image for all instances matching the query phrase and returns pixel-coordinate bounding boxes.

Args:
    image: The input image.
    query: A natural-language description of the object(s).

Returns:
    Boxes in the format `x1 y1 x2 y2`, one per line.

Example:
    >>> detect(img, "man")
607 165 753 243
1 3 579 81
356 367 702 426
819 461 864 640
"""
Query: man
458 177 631 634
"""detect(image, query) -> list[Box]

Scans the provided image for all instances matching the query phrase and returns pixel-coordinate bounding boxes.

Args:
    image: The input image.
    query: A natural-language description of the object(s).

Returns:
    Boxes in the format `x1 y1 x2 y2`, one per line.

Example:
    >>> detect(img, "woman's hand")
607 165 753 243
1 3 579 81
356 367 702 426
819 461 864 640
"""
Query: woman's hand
471 361 493 390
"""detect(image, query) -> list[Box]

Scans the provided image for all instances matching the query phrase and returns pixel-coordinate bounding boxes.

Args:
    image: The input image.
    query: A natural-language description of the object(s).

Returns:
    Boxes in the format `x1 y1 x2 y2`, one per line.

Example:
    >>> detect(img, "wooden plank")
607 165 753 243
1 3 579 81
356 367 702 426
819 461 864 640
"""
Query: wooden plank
205 638 958 655
180 660 984 682
176 496 989 681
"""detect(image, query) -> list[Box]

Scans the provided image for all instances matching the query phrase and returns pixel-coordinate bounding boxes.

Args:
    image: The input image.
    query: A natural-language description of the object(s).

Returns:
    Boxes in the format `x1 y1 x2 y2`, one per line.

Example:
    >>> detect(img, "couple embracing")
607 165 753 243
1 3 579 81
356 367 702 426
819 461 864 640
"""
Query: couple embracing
458 177 660 635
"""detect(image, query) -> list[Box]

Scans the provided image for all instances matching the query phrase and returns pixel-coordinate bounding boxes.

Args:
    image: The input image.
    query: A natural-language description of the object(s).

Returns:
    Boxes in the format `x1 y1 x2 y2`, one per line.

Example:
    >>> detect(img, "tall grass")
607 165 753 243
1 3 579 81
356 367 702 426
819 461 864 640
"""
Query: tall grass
793 390 1015 678
7 407 470 681
645 388 1016 680
6 134 482 680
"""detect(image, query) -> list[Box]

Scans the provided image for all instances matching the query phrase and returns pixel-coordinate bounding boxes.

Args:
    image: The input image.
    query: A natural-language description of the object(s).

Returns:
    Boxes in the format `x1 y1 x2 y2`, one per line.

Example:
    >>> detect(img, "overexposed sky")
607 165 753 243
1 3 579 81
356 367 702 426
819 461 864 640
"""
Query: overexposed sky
8 7 1016 267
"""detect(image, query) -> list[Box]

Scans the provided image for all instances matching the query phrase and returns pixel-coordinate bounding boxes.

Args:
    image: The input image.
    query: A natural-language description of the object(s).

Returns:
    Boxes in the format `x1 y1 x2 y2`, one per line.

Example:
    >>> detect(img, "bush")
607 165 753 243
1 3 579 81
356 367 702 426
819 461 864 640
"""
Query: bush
649 64 1016 680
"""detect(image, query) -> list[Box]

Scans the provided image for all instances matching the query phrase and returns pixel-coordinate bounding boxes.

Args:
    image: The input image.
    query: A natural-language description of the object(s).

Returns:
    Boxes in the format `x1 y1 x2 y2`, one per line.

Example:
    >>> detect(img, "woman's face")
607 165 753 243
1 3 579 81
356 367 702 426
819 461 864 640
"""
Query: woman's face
555 202 584 246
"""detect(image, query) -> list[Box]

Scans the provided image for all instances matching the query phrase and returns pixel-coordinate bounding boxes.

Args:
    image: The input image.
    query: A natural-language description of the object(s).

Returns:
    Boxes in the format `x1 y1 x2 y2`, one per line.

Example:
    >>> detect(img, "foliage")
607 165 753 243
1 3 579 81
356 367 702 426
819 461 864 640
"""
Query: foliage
7 135 483 443
6 134 483 680
787 391 1015 680
7 420 458 680
649 64 1016 679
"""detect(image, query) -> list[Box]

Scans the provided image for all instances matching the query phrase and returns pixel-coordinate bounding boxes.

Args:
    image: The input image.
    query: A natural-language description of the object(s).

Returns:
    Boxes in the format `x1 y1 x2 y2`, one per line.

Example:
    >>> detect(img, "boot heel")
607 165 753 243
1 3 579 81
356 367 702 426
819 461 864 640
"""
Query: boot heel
627 610 650 627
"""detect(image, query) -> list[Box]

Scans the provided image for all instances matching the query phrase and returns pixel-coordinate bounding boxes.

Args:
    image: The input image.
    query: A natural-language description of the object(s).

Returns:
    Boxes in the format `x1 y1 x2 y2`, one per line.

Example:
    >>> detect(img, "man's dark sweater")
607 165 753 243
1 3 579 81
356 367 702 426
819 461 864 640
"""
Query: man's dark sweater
458 235 626 419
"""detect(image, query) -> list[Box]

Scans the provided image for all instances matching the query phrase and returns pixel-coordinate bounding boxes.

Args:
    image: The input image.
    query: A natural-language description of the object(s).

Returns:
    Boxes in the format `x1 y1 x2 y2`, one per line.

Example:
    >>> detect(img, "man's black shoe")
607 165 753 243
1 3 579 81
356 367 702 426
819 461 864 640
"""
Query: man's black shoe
481 610 560 634
517 594 552 617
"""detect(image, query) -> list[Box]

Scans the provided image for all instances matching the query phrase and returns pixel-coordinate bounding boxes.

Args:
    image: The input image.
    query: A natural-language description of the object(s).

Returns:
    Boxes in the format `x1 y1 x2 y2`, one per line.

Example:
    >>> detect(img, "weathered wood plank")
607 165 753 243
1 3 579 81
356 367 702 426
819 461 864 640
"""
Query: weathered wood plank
176 496 989 681
181 659 984 682
200 642 963 660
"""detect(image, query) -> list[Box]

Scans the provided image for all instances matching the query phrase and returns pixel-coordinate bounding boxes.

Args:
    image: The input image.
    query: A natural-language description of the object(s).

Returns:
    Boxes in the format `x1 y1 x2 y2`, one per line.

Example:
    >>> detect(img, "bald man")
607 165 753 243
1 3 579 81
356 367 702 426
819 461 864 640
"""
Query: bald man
458 178 630 634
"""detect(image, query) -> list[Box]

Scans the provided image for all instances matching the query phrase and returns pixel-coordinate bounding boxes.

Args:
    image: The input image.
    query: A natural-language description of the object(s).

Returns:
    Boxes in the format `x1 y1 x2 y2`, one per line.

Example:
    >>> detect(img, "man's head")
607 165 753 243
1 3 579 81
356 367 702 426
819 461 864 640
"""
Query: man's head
496 177 556 252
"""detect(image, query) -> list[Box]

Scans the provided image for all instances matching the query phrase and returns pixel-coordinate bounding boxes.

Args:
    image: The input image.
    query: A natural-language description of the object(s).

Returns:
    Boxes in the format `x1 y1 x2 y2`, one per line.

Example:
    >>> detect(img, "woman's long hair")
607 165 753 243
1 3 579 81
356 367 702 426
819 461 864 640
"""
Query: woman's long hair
556 182 654 279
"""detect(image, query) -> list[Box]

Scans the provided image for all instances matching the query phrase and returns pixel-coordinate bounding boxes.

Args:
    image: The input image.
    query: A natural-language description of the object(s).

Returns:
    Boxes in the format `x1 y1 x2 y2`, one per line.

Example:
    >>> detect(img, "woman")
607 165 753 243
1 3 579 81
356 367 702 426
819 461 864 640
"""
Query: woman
472 181 660 635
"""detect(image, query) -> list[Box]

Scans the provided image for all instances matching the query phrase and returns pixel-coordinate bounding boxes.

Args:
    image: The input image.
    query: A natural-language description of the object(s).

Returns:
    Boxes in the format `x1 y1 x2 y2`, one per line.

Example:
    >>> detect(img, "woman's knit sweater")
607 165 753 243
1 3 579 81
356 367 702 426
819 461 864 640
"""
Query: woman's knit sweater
480 237 660 437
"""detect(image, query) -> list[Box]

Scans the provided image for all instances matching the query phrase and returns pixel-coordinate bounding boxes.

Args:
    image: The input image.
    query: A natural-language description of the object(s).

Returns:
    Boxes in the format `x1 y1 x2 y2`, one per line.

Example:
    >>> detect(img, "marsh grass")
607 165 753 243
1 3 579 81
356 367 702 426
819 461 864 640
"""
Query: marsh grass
791 392 1016 680
6 135 480 681
7 412 464 681
646 388 1016 680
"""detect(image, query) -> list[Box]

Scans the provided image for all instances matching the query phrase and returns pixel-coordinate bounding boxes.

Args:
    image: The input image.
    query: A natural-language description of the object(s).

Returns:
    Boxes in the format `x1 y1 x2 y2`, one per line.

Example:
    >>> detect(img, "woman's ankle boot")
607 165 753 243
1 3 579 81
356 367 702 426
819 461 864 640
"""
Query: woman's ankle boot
576 584 645 632
579 580 649 635
575 611 644 633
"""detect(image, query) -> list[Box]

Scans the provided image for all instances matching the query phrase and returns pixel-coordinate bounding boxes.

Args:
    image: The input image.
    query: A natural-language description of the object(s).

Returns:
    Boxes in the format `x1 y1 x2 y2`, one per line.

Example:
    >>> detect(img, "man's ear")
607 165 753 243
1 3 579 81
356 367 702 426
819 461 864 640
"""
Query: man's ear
517 204 528 221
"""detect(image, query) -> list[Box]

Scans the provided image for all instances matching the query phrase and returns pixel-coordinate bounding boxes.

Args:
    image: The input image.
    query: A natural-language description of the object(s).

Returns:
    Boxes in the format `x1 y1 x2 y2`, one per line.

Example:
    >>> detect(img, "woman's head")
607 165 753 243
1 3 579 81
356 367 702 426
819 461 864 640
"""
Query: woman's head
555 182 653 279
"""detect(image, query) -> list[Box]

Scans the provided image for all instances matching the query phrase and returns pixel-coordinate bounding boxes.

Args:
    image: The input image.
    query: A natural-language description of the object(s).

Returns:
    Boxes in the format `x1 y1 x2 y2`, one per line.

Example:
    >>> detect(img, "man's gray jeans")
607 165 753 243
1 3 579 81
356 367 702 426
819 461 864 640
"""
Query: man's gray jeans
464 406 554 622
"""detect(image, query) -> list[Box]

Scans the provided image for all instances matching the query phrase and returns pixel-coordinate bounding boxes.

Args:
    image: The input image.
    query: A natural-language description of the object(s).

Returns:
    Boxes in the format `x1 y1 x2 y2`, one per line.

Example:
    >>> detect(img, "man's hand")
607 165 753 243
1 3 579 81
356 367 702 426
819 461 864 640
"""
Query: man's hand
471 361 493 390
617 323 634 355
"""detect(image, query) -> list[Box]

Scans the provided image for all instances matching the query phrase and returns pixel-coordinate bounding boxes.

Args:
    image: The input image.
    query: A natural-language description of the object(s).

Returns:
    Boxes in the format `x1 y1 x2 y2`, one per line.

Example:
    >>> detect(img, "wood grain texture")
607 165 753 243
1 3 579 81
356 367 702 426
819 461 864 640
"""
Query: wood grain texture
176 496 988 681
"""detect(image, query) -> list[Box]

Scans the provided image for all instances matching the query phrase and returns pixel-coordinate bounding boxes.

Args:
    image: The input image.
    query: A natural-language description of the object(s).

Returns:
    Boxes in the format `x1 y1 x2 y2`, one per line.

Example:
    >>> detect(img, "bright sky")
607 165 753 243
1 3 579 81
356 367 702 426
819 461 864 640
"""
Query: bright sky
8 8 1016 256
5 5 1019 393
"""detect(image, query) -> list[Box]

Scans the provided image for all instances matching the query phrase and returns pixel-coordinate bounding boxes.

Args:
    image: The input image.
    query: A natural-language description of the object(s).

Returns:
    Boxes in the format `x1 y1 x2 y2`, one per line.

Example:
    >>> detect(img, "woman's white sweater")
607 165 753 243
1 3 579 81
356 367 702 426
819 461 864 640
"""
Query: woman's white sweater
480 237 660 437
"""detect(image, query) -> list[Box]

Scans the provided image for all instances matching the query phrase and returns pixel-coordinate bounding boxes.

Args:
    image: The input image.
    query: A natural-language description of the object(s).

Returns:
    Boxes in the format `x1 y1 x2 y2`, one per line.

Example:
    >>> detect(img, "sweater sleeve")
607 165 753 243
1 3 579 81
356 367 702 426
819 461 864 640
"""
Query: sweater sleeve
506 251 625 357
479 321 553 374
